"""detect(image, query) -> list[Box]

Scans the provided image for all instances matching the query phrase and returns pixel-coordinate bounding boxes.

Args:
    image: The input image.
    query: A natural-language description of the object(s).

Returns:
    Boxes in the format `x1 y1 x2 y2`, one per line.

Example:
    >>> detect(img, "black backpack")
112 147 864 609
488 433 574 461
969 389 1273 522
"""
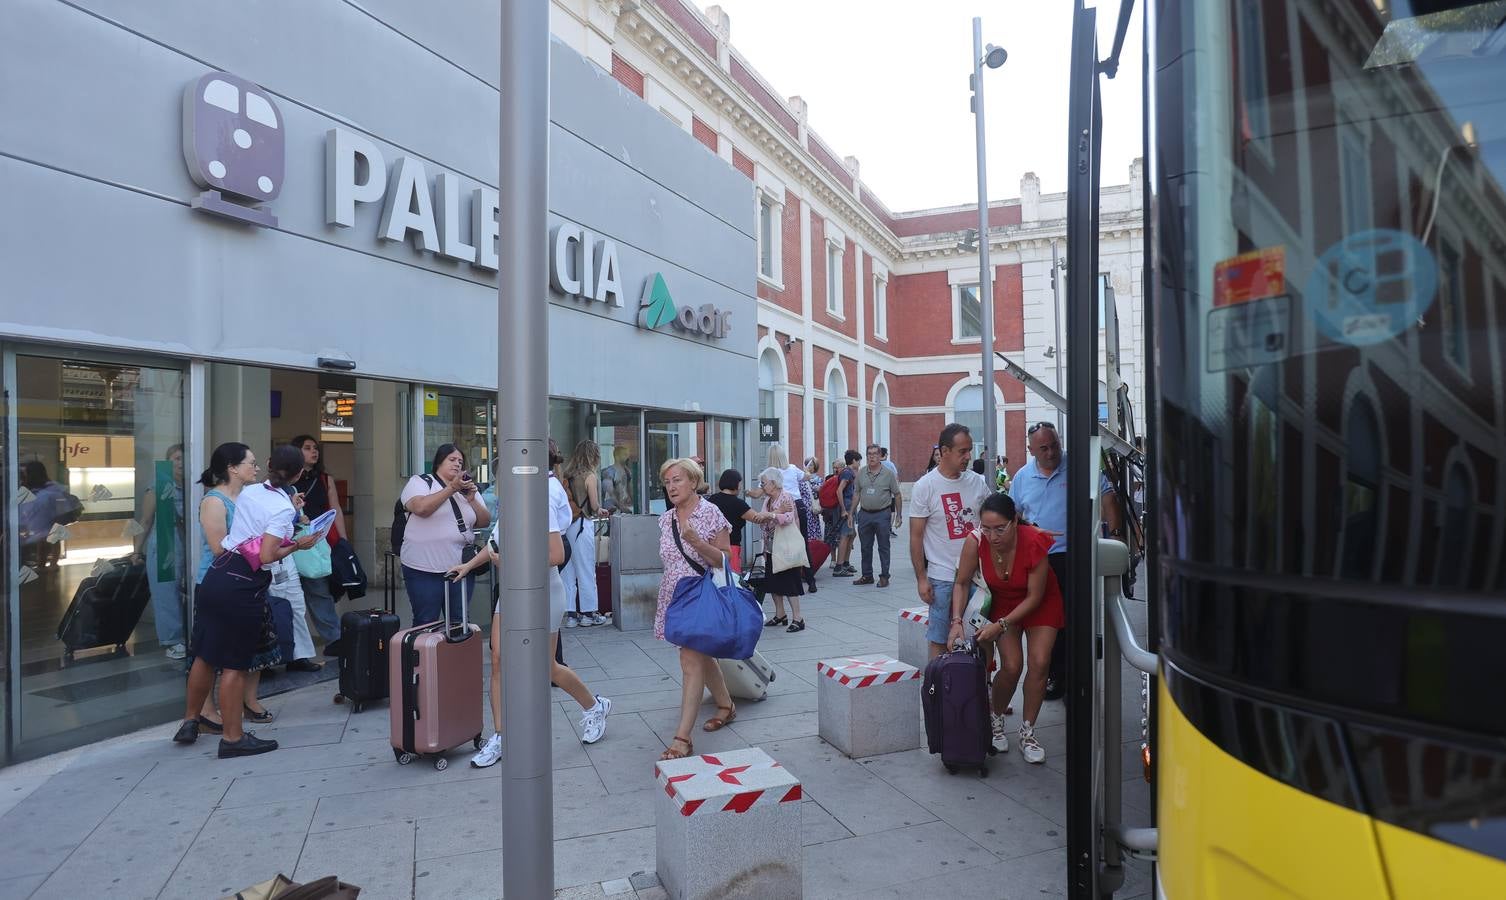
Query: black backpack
390 474 437 556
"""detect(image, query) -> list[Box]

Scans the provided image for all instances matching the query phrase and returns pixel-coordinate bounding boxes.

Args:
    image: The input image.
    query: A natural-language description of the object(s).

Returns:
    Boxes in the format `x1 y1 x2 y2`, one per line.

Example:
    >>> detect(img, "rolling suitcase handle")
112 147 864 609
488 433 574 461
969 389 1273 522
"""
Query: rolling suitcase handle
383 551 399 615
442 571 471 641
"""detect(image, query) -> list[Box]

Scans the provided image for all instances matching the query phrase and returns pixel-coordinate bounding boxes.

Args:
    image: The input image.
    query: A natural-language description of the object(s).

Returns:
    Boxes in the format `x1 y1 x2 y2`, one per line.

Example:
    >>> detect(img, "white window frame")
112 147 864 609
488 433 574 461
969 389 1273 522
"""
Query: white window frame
952 282 983 343
1437 235 1471 376
825 239 845 318
825 366 849 469
1236 0 1273 162
872 380 890 448
1339 124 1372 237
756 190 784 289
873 272 889 340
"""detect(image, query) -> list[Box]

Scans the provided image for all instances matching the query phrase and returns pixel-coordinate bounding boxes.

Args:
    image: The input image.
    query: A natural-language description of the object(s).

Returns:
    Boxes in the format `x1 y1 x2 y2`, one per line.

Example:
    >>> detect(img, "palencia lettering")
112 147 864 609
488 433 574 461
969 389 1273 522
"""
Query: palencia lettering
325 127 501 271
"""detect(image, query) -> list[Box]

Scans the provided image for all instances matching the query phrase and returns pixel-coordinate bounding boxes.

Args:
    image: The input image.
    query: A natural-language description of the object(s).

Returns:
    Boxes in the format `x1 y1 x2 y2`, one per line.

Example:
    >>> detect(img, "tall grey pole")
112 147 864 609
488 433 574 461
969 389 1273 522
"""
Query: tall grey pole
1051 240 1065 434
972 17 997 465
499 2 553 897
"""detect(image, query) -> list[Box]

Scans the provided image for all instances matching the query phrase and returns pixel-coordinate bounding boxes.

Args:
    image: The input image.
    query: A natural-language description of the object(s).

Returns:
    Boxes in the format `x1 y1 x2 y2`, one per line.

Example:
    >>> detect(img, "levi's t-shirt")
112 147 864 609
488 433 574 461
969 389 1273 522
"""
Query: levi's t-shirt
908 467 991 582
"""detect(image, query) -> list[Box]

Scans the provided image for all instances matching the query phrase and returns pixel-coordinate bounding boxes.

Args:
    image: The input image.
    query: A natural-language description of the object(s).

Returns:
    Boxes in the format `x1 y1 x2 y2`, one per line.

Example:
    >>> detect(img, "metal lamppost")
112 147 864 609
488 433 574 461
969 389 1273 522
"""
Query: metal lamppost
970 18 1007 463
499 1 553 896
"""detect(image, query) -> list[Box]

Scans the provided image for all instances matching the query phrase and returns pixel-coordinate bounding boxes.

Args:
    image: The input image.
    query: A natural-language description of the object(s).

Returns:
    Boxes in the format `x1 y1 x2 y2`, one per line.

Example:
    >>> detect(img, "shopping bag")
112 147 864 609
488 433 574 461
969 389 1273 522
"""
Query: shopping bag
665 521 762 660
292 528 332 579
769 521 805 573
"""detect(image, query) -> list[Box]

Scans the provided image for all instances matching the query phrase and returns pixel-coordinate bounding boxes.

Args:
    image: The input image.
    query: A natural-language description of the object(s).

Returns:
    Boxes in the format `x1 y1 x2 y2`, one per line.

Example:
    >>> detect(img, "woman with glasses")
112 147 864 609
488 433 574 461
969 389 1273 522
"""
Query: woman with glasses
946 492 1063 764
181 442 274 734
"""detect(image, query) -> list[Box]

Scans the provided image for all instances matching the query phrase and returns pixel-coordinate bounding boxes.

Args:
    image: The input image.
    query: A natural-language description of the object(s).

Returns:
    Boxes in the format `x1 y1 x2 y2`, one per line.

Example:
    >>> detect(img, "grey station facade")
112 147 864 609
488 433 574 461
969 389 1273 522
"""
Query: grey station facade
0 0 756 764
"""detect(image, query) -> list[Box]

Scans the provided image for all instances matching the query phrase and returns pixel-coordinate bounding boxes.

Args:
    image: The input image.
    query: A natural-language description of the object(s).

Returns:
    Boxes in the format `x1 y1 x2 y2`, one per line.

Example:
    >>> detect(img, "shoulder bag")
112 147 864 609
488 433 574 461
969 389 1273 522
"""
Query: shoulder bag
664 516 762 660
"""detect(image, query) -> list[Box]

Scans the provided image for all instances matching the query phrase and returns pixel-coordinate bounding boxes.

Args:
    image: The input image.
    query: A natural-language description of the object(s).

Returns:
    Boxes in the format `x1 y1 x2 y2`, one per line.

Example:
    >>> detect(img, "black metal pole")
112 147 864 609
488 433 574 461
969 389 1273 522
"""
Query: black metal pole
1064 3 1100 898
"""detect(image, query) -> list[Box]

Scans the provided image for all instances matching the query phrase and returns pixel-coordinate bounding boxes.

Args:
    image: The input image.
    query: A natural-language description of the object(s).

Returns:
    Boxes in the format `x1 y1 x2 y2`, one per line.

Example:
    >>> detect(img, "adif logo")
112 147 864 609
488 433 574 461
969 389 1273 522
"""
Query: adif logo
639 274 731 339
183 72 284 228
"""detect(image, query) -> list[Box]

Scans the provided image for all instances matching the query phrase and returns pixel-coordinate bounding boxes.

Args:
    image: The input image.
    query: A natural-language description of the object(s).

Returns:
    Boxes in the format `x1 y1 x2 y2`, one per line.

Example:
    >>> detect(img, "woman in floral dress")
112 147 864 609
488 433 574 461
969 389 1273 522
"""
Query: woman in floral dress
654 457 735 761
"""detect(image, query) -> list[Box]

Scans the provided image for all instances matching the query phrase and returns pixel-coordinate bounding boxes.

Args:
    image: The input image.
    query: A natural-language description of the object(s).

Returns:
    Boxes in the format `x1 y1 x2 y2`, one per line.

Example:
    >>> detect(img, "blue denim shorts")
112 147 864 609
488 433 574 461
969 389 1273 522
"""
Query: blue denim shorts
925 577 973 645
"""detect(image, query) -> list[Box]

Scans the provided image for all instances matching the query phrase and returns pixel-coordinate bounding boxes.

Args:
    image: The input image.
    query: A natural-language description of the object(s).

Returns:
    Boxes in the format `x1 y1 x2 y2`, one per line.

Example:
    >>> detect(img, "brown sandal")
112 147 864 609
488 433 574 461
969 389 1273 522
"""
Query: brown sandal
659 735 694 761
702 704 737 732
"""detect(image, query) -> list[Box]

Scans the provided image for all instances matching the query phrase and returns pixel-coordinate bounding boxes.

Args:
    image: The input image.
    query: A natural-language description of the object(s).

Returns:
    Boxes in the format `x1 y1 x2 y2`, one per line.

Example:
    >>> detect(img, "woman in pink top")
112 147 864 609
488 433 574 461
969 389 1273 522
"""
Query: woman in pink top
753 466 806 632
654 457 734 761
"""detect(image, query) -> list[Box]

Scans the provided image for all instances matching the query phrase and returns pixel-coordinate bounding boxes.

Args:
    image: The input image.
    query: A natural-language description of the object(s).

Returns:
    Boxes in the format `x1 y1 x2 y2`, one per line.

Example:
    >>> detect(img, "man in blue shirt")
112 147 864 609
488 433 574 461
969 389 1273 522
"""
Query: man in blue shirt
1010 422 1121 699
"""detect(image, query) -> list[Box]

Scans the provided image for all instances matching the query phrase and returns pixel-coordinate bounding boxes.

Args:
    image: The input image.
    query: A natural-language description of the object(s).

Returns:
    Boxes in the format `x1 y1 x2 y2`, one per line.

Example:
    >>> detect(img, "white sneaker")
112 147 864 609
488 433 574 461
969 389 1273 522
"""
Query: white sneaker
586 612 608 627
579 696 612 744
990 713 1009 752
1018 722 1045 764
165 643 187 660
564 615 579 628
471 732 503 768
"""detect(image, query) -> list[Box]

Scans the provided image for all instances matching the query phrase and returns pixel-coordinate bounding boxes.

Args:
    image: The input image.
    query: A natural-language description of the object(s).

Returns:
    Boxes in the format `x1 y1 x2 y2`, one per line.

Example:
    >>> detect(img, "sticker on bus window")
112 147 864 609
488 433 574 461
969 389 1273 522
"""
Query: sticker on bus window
1213 247 1285 307
1207 295 1291 373
1304 229 1436 347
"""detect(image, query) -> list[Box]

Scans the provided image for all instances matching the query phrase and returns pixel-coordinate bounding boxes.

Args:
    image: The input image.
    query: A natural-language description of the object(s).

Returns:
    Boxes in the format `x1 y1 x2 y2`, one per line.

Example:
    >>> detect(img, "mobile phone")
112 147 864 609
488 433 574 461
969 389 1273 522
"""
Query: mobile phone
461 472 474 483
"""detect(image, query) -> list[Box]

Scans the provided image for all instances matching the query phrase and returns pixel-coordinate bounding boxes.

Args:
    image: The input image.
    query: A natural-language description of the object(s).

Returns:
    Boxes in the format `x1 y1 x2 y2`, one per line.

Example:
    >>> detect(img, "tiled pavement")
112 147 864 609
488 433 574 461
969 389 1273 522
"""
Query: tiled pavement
0 530 1154 899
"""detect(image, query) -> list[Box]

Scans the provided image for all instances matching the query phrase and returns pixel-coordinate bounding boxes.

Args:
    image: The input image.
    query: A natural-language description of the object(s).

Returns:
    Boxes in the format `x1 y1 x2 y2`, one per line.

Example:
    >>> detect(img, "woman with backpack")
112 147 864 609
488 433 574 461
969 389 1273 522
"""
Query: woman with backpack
398 444 490 627
289 434 344 654
560 440 607 627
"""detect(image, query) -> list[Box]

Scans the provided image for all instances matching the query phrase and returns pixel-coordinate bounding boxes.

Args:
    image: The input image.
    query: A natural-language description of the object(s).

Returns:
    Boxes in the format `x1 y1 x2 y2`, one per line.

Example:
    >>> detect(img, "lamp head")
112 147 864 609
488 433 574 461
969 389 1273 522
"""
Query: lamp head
984 44 1008 69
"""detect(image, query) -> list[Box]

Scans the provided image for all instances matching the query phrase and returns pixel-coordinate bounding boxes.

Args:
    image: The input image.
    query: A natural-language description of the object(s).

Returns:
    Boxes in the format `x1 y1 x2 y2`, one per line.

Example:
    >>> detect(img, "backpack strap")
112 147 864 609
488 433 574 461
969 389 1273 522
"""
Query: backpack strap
419 474 467 536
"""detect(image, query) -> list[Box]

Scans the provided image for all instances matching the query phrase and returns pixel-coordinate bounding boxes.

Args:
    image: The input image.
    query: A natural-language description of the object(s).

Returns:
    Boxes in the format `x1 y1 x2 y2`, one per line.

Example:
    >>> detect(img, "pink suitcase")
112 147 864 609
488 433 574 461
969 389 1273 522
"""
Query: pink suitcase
389 577 484 770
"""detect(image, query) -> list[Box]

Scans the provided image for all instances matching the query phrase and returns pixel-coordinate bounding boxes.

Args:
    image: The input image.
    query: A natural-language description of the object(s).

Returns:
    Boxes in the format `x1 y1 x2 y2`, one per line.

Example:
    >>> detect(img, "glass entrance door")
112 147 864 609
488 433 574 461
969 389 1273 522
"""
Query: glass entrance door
5 351 187 761
643 413 706 514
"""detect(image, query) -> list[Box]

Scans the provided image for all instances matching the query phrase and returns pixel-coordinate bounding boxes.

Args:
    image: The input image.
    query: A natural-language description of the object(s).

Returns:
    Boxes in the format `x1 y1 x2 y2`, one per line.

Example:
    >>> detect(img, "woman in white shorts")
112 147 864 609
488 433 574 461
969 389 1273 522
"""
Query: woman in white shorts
448 450 611 768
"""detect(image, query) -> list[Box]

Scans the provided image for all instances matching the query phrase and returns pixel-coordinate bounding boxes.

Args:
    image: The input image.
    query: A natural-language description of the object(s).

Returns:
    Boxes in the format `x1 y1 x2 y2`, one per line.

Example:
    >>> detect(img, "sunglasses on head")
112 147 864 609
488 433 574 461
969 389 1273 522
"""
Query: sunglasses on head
1027 422 1055 436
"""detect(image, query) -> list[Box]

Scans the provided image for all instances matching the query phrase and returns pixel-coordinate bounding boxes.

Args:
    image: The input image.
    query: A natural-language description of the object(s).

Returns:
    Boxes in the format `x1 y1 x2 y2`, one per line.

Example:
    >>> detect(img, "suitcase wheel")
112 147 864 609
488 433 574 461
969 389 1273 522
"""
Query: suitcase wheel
473 734 483 750
434 757 448 771
944 764 958 775
352 701 364 714
333 693 345 705
979 766 989 779
395 749 416 765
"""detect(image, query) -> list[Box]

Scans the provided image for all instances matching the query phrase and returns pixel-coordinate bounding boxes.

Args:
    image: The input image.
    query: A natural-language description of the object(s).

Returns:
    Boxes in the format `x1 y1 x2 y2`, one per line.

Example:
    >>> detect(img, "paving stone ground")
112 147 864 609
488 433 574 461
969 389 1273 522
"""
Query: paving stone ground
0 529 1153 899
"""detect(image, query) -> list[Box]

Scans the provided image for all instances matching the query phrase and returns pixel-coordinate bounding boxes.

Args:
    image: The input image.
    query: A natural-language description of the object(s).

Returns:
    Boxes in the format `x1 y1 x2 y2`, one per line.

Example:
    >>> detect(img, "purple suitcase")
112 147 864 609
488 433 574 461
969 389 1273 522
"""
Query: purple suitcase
921 641 994 776
389 577 483 770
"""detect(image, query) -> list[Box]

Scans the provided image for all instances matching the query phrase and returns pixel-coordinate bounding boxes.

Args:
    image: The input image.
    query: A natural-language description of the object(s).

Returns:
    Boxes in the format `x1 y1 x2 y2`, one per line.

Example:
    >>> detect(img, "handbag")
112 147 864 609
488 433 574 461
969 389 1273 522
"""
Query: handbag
664 517 762 660
595 518 610 565
769 518 805 573
233 534 293 572
292 527 332 579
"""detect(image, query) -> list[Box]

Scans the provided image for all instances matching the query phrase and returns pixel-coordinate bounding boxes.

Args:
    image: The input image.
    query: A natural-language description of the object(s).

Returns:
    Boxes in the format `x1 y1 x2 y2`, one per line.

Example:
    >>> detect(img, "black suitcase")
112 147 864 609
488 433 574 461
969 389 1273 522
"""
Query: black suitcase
921 641 994 776
333 553 400 713
56 556 152 661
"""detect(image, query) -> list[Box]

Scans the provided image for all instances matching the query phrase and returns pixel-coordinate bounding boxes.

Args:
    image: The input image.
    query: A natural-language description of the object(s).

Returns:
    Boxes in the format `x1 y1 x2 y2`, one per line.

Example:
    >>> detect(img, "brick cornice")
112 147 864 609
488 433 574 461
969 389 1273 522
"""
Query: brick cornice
619 5 906 259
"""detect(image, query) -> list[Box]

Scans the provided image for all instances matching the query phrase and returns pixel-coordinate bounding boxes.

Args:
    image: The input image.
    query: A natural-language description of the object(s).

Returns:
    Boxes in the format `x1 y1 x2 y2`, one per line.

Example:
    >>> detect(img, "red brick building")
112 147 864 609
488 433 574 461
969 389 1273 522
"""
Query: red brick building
553 0 1145 479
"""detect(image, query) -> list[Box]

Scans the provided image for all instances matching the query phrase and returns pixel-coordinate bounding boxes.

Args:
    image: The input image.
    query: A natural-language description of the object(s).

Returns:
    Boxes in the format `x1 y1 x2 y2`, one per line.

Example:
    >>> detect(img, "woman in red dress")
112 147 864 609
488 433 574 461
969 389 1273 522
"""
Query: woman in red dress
948 492 1064 763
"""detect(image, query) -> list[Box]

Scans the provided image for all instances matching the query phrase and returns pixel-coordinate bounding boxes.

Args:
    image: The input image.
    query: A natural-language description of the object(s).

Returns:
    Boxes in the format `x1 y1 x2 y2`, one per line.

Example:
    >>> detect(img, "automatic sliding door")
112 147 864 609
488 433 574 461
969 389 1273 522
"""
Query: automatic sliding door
7 352 187 760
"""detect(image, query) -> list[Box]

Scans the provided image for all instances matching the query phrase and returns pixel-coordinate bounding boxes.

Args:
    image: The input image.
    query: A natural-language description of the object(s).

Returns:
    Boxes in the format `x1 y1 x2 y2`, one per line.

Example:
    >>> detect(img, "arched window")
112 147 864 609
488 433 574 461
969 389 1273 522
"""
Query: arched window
825 368 848 470
953 385 985 447
758 349 782 433
873 382 890 450
1438 463 1473 588
1340 399 1381 580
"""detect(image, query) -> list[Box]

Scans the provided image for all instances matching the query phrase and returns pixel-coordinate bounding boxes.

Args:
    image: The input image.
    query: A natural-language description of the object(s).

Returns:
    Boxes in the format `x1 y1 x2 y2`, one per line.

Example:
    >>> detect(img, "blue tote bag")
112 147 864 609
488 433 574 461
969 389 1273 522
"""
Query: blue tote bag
664 517 763 660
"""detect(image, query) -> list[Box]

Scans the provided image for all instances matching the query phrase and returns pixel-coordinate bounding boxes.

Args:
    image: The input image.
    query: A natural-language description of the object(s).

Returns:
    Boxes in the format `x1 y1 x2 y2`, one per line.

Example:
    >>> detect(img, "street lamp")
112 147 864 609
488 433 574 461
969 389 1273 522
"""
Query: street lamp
971 18 1006 467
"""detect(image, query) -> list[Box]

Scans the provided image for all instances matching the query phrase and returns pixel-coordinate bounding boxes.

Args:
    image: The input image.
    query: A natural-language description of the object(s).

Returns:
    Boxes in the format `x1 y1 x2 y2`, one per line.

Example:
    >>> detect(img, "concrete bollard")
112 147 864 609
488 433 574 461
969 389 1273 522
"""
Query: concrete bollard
897 606 930 670
654 747 803 899
816 654 923 758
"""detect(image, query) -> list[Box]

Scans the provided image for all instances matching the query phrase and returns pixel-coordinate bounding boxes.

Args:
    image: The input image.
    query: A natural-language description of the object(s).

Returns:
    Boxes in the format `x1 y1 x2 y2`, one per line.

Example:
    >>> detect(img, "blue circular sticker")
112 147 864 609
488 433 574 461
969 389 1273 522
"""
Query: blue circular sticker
1305 229 1437 346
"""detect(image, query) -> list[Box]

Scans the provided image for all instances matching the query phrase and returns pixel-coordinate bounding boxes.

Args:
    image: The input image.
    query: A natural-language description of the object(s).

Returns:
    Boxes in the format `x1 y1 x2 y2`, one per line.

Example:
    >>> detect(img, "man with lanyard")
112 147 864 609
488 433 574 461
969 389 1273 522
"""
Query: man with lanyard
1009 421 1121 700
852 444 901 588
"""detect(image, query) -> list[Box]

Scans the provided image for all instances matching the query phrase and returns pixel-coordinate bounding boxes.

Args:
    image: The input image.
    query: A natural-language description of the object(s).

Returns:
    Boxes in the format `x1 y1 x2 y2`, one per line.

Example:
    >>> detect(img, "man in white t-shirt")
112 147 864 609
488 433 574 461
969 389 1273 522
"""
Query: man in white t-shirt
908 423 992 659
